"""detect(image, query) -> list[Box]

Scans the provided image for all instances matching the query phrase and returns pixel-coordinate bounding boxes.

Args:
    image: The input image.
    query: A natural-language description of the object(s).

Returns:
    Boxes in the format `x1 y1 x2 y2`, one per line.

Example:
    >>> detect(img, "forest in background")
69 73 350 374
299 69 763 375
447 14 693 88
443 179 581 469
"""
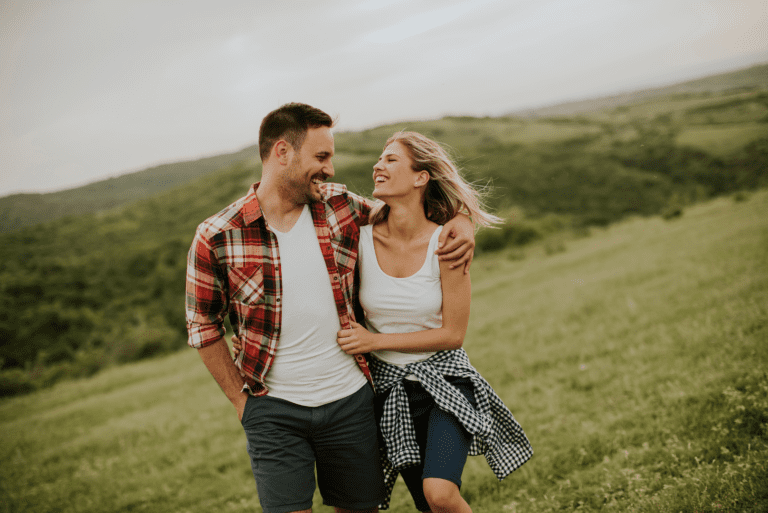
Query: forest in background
0 64 766 395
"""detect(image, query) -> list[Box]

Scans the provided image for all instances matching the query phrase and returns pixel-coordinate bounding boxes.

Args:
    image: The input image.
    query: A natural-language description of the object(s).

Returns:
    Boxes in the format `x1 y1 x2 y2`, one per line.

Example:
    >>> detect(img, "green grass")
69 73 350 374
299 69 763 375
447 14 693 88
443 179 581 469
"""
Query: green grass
463 191 768 511
676 123 768 156
2 189 766 512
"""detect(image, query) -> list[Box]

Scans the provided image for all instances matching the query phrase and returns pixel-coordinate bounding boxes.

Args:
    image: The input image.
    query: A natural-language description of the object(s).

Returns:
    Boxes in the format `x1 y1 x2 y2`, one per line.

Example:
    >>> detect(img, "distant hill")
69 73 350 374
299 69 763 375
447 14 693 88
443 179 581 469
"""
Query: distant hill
510 63 768 118
2 62 766 234
331 64 768 223
0 146 260 233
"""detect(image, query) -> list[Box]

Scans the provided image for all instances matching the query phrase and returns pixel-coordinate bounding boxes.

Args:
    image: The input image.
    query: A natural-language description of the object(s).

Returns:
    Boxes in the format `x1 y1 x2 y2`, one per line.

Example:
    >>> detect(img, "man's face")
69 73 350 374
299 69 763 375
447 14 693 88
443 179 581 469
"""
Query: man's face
280 126 335 205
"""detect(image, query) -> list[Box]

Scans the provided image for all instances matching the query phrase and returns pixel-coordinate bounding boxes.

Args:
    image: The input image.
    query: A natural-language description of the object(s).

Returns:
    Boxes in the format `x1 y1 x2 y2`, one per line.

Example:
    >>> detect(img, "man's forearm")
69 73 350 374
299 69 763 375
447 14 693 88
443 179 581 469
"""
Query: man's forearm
197 337 248 413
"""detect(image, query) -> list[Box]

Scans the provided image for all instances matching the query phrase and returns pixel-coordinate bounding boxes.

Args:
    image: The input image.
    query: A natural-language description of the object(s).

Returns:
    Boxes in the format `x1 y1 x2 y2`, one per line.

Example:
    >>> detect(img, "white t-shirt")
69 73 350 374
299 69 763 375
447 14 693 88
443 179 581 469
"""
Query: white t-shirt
265 205 366 406
359 224 444 367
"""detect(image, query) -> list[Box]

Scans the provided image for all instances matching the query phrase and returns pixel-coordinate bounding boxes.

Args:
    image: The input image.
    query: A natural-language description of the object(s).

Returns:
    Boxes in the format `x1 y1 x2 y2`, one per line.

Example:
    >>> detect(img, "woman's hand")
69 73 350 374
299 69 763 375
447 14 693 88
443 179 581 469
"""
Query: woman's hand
337 321 379 355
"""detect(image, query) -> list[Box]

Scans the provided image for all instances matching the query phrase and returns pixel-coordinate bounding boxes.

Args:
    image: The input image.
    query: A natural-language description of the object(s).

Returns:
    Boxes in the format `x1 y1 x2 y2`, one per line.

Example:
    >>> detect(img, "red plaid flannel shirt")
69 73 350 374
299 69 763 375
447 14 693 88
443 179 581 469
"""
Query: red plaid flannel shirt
186 182 373 395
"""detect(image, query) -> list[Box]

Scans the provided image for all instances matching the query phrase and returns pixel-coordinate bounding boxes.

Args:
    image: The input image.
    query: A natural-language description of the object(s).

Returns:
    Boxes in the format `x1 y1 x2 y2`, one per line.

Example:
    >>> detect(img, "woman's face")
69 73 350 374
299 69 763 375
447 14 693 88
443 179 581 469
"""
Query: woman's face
371 141 420 200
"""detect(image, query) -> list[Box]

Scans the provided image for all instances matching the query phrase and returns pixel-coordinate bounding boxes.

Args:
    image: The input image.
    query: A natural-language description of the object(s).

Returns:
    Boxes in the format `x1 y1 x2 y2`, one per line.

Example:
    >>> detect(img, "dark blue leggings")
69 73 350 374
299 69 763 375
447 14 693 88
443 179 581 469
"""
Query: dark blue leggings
376 376 476 512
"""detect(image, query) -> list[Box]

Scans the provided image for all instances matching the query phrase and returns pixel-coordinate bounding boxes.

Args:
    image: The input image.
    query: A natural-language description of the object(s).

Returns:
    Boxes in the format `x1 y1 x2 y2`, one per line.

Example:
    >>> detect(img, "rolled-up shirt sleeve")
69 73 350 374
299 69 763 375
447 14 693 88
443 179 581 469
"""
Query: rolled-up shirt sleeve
185 229 227 348
345 190 374 226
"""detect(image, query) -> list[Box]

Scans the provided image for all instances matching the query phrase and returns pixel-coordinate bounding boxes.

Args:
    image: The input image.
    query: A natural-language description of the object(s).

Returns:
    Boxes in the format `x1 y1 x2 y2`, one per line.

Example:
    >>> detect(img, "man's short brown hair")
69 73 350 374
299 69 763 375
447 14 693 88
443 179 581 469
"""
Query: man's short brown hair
258 103 334 162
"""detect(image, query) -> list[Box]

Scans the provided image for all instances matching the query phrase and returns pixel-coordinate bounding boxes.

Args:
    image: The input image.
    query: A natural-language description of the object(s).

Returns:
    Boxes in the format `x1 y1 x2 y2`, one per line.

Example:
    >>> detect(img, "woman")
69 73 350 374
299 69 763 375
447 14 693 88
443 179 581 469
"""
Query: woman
335 132 532 512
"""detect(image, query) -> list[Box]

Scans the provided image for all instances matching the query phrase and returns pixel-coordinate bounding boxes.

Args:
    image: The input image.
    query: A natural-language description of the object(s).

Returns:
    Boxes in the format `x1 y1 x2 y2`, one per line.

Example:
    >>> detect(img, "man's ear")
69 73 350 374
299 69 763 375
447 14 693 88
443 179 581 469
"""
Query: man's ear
273 140 292 166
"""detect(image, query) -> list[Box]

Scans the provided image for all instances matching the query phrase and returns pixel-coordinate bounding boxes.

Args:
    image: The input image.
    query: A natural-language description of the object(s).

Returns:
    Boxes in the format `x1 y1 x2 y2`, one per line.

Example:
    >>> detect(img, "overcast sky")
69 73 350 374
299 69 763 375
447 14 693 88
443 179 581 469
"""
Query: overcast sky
1 0 766 196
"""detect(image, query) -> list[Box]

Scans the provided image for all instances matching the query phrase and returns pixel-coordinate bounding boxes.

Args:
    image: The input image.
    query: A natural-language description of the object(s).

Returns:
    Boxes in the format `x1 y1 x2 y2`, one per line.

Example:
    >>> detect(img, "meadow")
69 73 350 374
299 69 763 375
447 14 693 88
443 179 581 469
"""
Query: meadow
2 189 765 512
3 65 767 395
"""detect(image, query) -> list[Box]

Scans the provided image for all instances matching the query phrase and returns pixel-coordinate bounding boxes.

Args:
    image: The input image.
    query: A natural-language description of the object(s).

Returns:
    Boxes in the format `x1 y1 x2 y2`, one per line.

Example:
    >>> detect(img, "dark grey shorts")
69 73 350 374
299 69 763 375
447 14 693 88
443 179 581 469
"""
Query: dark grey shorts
241 384 385 513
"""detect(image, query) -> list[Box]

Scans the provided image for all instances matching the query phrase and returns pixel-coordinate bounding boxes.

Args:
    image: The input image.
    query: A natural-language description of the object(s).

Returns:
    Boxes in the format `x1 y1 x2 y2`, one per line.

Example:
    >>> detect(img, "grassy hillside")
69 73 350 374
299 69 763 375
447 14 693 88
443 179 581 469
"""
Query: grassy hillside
1 189 765 512
0 145 260 233
332 69 768 225
0 160 259 389
0 64 767 393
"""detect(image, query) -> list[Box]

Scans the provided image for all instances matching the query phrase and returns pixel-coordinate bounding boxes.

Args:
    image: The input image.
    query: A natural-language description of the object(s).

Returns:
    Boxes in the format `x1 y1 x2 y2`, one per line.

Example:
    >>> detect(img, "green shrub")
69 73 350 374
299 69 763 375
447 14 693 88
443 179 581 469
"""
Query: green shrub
733 191 750 202
544 238 567 255
0 368 37 397
111 324 182 364
502 222 541 246
662 193 685 220
661 204 684 220
476 227 507 252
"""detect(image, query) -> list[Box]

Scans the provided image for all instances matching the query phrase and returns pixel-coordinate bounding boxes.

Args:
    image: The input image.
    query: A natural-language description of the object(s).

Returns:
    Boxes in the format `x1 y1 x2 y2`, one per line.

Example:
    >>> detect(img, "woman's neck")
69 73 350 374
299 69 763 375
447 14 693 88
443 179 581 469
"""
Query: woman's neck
381 201 432 242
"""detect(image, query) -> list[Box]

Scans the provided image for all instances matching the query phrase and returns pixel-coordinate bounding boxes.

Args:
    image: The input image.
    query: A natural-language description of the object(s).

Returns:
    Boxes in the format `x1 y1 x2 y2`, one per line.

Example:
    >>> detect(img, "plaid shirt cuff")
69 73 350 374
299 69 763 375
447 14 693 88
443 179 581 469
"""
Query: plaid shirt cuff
186 322 226 349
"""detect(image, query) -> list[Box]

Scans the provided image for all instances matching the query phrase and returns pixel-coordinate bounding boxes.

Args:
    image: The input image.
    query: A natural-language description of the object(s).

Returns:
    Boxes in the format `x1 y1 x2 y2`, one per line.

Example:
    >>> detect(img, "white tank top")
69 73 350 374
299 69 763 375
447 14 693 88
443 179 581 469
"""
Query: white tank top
359 224 444 367
265 205 366 406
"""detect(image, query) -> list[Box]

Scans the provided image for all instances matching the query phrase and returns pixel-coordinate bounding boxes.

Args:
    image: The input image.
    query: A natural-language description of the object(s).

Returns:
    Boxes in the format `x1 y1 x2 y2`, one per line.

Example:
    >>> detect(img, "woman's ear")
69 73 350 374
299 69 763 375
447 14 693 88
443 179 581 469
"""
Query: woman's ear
415 170 430 188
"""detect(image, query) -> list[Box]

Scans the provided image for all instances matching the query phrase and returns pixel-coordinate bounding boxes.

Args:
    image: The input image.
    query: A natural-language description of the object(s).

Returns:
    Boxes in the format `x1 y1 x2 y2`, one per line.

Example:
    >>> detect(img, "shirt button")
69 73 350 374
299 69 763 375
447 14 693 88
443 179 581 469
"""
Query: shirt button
333 276 339 281
276 298 281 303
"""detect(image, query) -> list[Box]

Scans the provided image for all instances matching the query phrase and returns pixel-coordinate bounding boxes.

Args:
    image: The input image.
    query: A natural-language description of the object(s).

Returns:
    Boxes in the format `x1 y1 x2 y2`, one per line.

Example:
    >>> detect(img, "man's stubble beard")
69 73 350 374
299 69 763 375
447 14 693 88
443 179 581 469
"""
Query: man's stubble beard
279 156 320 205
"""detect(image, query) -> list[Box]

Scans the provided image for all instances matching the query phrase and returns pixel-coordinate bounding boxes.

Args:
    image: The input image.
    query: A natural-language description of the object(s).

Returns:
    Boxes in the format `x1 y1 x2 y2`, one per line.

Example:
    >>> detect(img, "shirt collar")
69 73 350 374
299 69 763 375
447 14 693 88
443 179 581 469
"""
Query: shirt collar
242 182 265 226
243 181 332 226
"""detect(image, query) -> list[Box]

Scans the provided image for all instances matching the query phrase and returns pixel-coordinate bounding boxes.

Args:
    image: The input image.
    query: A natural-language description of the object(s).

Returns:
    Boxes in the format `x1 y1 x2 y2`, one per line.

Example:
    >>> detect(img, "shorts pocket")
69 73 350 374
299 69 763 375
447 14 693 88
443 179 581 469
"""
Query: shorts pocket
240 394 263 428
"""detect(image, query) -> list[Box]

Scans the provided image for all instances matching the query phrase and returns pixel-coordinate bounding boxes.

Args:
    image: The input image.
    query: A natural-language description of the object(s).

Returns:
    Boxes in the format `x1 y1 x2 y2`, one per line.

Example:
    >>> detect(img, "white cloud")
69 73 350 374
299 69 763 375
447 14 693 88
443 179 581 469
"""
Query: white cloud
362 2 480 43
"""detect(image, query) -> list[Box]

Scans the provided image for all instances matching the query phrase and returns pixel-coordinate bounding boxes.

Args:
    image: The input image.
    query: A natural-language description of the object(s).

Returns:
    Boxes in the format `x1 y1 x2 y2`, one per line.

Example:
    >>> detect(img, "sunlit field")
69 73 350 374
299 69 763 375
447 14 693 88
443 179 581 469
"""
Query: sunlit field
2 189 766 512
676 124 768 156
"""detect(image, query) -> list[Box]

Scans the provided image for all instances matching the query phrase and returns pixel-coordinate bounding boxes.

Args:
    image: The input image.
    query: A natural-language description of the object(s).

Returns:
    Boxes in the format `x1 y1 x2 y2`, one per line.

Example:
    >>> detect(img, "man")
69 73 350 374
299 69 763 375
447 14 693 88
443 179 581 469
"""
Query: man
186 103 475 513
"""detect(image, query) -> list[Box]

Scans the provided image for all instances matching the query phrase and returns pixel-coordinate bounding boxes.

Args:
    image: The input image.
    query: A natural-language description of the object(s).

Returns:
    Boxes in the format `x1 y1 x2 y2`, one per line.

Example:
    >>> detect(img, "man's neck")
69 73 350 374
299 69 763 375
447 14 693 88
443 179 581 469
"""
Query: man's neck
256 181 306 233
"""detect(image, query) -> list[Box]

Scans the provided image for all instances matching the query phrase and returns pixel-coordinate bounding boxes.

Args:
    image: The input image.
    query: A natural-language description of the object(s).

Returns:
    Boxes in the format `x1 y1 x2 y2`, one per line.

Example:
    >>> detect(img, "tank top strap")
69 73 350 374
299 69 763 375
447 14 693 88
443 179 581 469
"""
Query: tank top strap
423 225 444 277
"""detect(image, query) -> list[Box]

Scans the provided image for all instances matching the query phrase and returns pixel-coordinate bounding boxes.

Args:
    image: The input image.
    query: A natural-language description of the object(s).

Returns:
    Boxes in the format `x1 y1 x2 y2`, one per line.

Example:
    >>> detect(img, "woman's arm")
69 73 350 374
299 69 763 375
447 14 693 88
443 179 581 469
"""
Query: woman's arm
336 259 471 354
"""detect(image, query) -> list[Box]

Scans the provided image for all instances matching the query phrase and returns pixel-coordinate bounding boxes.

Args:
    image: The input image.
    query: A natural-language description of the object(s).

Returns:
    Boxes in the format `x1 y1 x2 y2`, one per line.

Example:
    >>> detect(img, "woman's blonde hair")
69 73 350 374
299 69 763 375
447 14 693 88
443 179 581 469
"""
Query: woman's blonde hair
369 131 502 228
